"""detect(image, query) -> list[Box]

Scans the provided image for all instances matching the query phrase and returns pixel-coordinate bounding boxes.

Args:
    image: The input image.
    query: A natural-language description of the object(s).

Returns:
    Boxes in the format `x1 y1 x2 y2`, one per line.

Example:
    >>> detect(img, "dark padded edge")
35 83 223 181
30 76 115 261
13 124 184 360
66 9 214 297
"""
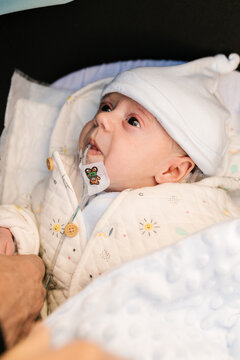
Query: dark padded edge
0 0 240 132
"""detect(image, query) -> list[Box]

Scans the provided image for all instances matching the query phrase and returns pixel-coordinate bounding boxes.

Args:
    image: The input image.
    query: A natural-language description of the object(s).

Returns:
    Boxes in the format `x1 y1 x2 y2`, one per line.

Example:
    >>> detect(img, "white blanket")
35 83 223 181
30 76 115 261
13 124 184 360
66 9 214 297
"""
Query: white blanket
46 218 240 360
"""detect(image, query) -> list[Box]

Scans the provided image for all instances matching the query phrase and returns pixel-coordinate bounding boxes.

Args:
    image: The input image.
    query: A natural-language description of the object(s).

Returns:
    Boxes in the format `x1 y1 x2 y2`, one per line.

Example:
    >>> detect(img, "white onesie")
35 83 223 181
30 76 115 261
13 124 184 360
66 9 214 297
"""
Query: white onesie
82 192 119 240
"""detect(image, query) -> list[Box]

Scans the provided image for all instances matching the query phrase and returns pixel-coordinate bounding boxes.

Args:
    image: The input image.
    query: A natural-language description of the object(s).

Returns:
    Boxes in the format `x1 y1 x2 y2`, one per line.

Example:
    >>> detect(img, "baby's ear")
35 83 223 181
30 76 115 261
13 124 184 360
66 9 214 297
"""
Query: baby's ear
155 156 195 184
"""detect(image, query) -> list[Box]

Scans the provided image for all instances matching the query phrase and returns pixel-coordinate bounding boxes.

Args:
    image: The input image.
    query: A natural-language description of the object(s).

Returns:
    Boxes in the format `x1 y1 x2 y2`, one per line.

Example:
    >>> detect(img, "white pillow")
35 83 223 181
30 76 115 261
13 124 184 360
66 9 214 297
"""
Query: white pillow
0 71 72 204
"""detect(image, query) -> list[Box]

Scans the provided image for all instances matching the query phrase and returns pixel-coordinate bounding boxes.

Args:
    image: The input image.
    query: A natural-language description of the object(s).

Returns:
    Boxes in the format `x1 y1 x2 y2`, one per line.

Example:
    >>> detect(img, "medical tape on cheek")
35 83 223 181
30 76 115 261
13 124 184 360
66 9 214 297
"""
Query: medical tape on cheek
79 147 110 196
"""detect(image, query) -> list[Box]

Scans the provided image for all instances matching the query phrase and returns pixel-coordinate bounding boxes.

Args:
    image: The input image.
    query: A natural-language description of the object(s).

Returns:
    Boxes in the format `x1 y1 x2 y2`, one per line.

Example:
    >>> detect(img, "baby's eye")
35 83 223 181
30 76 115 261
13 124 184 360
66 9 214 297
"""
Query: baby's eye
128 117 140 128
100 104 111 112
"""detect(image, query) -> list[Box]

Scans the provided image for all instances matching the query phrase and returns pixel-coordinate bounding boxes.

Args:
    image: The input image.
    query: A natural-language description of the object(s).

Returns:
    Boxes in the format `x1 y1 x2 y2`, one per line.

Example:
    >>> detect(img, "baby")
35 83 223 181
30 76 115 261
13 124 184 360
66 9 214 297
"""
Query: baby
79 92 195 190
0 92 194 253
0 53 240 314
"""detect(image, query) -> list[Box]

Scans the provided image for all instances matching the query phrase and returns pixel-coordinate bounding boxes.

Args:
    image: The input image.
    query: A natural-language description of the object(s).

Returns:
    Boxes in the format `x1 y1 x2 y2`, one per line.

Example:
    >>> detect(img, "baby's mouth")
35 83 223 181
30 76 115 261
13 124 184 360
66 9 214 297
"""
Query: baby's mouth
87 140 103 156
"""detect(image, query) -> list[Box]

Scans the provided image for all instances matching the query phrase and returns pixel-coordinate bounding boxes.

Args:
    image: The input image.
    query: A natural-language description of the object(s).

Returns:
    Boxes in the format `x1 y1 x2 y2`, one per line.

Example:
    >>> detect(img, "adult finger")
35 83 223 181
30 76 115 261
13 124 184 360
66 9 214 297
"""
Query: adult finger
35 341 125 360
1 323 50 360
19 255 46 279
0 239 7 254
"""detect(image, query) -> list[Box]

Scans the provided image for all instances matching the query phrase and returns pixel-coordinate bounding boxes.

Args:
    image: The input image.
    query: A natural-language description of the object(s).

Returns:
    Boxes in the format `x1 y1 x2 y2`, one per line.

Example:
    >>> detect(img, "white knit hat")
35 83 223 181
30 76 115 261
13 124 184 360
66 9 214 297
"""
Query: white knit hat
102 54 240 175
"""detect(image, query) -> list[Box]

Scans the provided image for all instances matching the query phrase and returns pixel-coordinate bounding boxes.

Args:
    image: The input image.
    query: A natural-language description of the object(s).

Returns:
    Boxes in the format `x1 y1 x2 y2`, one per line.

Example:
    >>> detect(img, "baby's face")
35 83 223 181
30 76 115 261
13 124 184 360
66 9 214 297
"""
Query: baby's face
79 93 183 191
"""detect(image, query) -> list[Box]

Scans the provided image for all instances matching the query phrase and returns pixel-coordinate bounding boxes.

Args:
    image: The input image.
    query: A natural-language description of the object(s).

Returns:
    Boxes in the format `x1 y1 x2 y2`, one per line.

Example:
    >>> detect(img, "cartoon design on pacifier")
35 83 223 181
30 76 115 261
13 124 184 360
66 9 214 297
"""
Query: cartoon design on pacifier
85 167 101 185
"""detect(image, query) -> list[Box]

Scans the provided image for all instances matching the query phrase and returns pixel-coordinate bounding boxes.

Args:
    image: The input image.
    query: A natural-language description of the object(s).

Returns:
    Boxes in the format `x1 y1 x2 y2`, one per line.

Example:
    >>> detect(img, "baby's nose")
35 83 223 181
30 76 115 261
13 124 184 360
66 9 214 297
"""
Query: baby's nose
96 113 114 132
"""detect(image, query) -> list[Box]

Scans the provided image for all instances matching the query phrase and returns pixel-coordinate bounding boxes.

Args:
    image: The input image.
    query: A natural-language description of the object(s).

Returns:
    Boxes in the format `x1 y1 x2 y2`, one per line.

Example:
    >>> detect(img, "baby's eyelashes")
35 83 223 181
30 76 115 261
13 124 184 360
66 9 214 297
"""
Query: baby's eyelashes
128 117 140 128
100 104 111 112
97 100 141 128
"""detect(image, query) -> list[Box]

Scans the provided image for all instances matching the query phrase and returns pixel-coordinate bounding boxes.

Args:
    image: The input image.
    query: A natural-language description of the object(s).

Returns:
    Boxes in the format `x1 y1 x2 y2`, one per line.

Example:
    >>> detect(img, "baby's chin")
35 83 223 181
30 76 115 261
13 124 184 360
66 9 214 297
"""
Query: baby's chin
86 154 104 164
106 182 129 192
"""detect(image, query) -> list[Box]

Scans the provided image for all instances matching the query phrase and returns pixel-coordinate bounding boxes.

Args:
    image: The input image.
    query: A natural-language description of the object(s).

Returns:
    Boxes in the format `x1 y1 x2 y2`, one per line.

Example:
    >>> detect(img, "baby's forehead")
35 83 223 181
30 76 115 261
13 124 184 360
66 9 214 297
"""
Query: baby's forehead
99 92 184 152
102 92 157 122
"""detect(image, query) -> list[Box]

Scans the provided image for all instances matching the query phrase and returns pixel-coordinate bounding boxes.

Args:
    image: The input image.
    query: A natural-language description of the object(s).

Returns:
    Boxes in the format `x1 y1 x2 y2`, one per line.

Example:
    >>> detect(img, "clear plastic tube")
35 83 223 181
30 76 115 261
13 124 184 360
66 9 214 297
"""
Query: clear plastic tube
44 146 90 289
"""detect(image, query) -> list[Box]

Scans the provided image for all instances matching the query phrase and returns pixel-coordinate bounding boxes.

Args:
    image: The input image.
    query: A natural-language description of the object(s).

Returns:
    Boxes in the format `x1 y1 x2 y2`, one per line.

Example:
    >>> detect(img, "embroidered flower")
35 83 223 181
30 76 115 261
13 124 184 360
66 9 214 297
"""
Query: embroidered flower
139 218 160 237
49 218 65 238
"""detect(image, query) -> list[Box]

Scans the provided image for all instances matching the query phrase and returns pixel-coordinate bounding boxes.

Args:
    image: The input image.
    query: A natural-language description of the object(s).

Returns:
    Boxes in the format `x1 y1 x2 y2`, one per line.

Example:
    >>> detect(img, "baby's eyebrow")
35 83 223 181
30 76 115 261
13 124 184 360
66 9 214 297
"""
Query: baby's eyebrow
101 94 111 101
135 104 155 124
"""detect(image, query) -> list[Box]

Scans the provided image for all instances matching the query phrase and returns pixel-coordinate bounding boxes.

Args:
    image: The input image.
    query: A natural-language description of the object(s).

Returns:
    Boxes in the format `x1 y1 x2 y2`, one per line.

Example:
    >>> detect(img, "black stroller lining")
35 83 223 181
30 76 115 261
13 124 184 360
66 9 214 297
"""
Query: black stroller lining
0 0 239 132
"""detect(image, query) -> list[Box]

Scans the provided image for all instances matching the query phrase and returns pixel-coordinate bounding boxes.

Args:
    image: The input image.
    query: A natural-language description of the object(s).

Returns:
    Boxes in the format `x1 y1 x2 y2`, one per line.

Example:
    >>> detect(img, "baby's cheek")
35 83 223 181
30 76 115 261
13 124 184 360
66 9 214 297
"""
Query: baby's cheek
78 120 95 149
104 161 128 191
104 161 117 185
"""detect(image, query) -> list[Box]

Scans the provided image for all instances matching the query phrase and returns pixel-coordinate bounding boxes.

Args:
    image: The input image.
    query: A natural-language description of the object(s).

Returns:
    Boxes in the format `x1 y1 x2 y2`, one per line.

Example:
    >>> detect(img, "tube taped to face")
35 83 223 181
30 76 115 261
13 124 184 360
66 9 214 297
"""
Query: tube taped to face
79 147 110 196
45 147 110 290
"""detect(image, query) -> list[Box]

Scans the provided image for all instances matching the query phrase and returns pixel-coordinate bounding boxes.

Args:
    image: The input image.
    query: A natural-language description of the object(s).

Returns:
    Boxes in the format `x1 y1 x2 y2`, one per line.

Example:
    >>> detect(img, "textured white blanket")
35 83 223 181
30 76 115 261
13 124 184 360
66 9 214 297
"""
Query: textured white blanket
46 218 240 360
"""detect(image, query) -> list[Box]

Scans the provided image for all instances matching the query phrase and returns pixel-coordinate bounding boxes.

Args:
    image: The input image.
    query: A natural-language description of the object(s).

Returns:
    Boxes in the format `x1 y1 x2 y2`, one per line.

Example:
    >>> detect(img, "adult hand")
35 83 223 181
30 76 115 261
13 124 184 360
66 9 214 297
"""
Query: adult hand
0 255 46 348
1 323 126 360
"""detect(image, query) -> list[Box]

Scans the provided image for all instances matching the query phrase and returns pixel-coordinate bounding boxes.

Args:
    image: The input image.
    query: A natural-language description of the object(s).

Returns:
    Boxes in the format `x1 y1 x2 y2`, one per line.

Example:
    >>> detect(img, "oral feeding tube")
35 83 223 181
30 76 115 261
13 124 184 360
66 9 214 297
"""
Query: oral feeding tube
45 146 110 289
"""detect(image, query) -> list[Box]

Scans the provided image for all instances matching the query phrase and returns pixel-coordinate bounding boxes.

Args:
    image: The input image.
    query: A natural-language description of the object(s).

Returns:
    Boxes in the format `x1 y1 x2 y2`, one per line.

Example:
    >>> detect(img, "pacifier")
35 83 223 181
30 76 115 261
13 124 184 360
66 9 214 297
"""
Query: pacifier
79 145 110 196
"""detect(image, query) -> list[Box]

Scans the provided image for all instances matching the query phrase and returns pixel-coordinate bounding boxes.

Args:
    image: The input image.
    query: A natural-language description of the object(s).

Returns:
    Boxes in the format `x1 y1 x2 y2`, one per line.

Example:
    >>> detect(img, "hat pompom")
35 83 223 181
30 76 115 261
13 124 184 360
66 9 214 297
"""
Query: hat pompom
213 53 240 74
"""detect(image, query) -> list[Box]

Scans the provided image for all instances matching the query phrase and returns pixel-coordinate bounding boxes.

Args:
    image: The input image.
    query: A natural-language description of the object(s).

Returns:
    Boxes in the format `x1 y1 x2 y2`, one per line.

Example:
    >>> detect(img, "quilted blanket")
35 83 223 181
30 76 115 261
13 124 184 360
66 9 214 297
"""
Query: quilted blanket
46 218 240 360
